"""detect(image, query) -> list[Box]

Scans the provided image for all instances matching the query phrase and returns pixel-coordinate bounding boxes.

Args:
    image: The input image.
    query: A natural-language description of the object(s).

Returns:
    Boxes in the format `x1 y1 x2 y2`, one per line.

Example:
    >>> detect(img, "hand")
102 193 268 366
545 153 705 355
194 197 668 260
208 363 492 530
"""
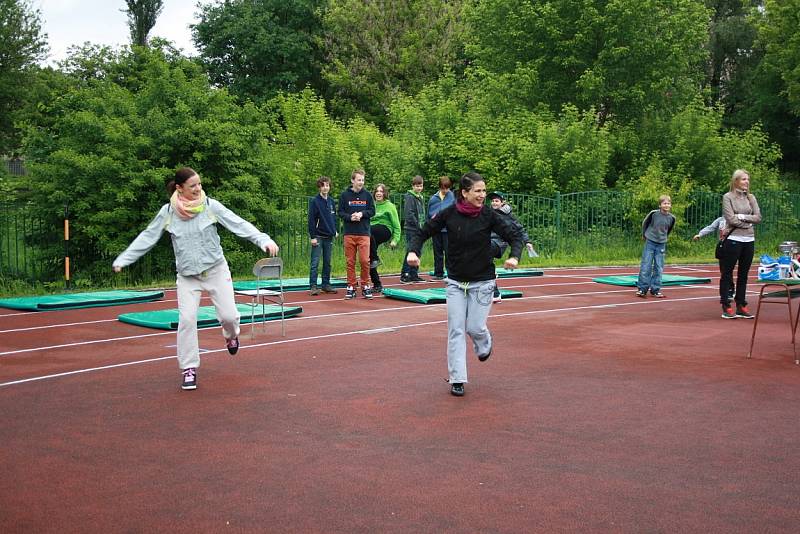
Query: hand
504 257 519 270
692 235 700 241
351 212 362 221
263 241 279 256
310 238 318 247
406 252 420 267
113 265 122 273
389 241 397 249
526 243 535 253
737 213 746 221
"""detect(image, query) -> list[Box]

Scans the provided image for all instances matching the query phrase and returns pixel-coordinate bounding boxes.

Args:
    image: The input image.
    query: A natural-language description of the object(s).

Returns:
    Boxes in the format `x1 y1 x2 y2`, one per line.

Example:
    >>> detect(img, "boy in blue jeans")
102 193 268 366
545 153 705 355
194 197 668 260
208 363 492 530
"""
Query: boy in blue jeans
308 176 338 295
636 195 676 298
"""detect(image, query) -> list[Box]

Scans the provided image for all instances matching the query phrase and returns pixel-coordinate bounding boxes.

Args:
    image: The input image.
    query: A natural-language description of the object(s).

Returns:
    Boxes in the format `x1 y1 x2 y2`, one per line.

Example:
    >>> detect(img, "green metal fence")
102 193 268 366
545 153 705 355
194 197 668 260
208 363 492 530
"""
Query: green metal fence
3 190 800 290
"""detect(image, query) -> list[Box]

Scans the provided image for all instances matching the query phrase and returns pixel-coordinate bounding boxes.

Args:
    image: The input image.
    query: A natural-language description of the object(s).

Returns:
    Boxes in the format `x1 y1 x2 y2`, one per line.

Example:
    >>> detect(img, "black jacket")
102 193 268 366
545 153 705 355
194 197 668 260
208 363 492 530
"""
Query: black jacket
408 204 523 282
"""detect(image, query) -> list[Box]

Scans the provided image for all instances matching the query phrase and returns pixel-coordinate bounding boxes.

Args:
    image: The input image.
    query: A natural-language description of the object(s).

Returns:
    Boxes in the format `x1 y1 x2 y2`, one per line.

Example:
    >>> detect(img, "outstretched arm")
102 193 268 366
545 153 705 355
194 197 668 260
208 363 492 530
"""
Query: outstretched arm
112 206 169 272
212 199 279 255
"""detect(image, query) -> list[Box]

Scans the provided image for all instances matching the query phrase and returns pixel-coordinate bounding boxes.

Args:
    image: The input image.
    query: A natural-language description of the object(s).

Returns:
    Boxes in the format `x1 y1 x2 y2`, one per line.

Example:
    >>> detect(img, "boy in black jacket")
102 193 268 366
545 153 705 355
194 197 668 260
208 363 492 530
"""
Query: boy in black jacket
400 175 426 283
338 169 376 299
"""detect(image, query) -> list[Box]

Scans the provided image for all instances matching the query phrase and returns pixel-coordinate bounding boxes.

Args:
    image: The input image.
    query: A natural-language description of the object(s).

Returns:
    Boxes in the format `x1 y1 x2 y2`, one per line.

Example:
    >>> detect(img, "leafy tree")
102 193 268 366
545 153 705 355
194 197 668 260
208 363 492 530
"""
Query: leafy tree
615 98 782 193
193 0 325 103
757 0 800 115
321 0 466 127
21 45 277 280
751 0 800 169
704 0 758 108
0 0 47 154
122 0 164 47
389 73 612 195
465 0 711 125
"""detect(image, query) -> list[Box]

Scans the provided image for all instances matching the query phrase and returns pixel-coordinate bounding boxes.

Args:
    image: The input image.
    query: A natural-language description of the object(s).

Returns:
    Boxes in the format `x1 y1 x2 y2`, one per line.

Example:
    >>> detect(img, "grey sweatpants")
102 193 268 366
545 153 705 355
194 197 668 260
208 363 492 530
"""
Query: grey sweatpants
445 278 495 383
176 261 240 370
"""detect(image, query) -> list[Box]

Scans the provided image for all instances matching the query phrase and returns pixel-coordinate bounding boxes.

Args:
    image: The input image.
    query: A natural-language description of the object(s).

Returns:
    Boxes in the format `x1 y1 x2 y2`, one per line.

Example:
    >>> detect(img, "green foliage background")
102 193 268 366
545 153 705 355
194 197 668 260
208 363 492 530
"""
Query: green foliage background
2 0 800 291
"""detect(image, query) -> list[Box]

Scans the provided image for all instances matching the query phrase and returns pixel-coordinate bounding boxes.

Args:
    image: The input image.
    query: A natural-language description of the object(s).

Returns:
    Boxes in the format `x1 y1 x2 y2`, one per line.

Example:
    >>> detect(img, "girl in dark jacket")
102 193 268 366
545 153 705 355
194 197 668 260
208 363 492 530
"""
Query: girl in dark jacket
406 172 523 397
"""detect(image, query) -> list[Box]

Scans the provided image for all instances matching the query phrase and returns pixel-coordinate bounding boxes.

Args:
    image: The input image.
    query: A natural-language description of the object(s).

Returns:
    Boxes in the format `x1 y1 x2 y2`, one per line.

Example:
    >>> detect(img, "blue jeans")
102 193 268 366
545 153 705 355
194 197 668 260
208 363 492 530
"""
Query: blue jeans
637 239 666 293
309 236 333 287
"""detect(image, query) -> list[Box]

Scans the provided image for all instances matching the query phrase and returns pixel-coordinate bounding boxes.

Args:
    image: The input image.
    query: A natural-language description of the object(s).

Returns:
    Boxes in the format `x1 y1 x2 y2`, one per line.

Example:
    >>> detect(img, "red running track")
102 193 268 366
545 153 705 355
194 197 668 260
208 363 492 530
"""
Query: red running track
1 264 799 532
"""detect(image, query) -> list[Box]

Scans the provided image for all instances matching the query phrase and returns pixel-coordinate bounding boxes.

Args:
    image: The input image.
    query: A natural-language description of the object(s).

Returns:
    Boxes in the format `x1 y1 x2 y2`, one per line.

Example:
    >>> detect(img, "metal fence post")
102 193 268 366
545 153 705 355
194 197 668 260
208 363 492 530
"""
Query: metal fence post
555 192 561 253
64 203 71 290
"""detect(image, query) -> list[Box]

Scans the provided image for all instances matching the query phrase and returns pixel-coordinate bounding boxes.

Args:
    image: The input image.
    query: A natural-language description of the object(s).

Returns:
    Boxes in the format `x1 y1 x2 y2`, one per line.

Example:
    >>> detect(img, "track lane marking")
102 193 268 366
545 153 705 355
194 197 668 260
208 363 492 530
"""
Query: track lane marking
0 291 747 388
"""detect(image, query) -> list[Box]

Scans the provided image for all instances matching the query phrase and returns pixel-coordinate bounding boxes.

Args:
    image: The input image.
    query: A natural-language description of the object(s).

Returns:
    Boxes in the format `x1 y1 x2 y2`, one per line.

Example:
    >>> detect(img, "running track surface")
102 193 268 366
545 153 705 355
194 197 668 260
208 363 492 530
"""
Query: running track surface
1 265 799 533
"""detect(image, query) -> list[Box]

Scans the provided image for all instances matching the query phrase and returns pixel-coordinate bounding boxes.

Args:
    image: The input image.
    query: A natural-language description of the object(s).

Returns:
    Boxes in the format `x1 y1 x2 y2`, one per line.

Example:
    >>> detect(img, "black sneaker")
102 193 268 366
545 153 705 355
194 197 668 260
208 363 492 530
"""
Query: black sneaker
226 337 239 355
721 304 736 319
321 285 338 294
363 286 373 299
636 290 647 298
373 285 383 294
400 275 412 284
345 286 356 299
410 275 427 283
181 368 197 390
431 275 445 281
450 383 464 396
478 346 492 362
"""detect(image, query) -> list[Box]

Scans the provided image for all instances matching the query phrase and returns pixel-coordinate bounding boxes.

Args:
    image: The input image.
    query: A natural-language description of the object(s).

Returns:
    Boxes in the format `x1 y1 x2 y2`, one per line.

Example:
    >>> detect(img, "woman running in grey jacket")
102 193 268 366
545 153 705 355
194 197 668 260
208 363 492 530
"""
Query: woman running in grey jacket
113 167 279 390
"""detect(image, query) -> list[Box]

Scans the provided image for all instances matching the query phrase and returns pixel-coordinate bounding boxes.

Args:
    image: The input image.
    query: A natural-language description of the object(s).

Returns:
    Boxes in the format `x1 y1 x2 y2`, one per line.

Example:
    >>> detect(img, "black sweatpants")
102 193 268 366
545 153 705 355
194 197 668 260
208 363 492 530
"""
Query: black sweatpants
718 239 754 306
369 224 392 287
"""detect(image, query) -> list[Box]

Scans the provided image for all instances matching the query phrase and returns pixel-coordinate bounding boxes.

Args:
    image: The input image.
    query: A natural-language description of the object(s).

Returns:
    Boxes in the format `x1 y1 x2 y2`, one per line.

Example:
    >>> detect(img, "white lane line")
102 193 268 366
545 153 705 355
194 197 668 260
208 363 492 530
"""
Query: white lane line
0 330 176 356
0 283 756 357
0 318 119 334
0 355 177 387
0 292 737 388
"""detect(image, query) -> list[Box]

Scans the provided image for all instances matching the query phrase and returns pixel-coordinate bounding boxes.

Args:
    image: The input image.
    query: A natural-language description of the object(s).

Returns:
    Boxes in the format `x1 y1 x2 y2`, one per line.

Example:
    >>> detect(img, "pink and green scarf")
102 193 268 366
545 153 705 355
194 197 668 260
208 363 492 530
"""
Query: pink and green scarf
170 190 207 220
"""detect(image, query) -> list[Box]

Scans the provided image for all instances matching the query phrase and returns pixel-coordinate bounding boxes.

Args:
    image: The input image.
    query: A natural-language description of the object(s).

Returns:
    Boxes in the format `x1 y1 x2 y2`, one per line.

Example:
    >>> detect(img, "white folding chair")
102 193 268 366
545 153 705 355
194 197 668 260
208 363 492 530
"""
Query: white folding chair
236 257 285 338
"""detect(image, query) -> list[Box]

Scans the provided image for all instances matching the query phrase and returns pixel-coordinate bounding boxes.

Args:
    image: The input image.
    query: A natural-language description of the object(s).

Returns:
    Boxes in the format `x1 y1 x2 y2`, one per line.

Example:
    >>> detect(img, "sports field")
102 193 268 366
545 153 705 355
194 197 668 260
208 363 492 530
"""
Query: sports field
1 265 799 532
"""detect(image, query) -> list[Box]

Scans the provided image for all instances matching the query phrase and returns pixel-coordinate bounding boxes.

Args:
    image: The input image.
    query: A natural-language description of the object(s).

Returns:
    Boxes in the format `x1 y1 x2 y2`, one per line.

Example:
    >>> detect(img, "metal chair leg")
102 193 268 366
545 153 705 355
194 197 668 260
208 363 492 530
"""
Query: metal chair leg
749 283 798 363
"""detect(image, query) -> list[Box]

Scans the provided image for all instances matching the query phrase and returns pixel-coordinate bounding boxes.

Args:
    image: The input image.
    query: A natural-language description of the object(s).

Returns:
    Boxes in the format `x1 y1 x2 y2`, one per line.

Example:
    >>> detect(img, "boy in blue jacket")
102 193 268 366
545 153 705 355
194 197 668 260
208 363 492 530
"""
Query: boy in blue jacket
308 176 338 295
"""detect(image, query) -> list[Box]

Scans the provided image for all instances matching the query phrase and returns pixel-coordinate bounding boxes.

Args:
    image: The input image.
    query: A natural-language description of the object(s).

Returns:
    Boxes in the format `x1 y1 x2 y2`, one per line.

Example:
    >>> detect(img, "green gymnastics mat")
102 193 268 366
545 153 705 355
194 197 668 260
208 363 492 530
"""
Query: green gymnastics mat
0 290 164 311
232 277 346 292
593 274 711 286
118 303 302 330
382 287 523 304
428 268 543 278
761 279 800 298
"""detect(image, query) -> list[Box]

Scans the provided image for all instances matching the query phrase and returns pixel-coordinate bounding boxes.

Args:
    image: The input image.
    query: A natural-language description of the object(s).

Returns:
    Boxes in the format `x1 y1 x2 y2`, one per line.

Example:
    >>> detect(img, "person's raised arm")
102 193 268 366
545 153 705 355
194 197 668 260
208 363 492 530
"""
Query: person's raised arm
112 206 169 272
212 199 278 256
406 211 445 267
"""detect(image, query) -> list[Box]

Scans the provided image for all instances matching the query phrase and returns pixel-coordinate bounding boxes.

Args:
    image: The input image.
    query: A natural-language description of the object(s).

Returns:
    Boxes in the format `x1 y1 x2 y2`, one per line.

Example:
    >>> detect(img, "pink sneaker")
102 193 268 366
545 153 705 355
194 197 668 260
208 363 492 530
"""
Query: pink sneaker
181 368 197 390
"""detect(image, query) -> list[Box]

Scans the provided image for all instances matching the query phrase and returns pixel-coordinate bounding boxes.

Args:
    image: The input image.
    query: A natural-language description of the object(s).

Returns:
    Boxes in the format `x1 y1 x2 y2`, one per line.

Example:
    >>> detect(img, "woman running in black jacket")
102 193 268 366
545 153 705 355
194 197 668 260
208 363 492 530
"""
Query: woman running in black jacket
406 172 523 397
